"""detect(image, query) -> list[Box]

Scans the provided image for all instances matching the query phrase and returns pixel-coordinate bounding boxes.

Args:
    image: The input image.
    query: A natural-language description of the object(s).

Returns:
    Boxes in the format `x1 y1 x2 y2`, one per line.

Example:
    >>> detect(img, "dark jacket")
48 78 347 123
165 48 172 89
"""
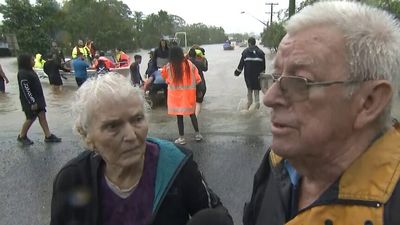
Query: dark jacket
189 56 208 89
17 68 46 111
236 45 265 90
50 138 229 225
44 59 69 86
130 62 143 85
243 125 400 225
152 48 169 69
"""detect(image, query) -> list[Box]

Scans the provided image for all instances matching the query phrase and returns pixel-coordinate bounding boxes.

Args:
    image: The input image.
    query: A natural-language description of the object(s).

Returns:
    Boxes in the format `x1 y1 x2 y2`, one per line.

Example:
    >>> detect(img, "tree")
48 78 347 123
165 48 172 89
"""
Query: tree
0 0 52 54
0 0 237 54
139 10 176 49
61 0 135 52
132 11 144 49
261 22 286 52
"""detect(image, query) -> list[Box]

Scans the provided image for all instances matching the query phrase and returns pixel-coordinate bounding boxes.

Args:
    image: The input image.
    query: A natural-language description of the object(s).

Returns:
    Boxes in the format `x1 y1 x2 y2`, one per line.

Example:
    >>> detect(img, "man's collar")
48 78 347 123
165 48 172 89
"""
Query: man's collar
270 124 400 203
338 125 400 203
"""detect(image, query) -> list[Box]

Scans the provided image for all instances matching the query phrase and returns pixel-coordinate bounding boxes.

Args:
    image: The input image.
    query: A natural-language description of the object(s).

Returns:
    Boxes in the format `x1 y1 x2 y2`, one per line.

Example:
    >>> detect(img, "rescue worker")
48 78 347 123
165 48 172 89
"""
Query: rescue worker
161 46 203 145
234 37 266 110
85 39 96 61
97 51 115 69
115 48 130 67
34 53 46 69
71 39 89 60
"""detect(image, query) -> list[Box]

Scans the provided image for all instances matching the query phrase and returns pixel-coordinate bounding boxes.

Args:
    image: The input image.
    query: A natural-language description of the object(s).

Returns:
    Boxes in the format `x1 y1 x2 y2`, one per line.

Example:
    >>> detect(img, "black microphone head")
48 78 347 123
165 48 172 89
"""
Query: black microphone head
187 208 233 225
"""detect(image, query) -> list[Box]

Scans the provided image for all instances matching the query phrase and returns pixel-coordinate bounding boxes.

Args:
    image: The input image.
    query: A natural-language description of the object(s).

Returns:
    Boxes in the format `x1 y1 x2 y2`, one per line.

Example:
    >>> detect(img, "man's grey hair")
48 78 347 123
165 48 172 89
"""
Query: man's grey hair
71 72 149 146
286 0 400 125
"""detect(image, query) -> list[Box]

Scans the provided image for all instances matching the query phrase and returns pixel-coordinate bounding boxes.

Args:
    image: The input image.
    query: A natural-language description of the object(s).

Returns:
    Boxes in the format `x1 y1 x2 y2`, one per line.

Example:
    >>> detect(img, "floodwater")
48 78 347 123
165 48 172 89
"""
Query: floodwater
0 45 275 138
1 44 400 225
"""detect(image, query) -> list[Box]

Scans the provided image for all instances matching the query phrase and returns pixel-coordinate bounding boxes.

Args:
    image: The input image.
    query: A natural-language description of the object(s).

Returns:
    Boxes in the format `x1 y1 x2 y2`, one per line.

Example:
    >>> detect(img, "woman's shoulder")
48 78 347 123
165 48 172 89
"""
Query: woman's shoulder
57 151 100 175
147 138 193 159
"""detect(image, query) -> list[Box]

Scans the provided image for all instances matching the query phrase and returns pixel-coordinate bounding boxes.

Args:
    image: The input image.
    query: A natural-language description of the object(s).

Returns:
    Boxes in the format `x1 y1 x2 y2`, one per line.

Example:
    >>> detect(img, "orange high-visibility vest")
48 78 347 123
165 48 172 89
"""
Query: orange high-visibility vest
161 60 201 115
118 52 130 67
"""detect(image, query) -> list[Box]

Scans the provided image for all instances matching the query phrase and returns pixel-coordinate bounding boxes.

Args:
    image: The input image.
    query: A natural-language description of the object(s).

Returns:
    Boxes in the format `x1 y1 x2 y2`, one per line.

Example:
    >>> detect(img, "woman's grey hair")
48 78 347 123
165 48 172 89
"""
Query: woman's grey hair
286 0 400 125
71 72 149 145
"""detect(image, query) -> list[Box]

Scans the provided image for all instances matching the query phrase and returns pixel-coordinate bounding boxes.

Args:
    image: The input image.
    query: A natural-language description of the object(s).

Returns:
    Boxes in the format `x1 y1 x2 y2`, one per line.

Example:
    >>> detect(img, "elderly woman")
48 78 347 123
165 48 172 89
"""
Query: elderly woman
50 73 229 225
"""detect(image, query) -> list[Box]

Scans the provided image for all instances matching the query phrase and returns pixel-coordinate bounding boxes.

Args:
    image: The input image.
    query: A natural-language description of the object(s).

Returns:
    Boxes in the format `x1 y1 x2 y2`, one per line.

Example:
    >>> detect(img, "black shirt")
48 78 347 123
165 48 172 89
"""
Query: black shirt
17 69 46 111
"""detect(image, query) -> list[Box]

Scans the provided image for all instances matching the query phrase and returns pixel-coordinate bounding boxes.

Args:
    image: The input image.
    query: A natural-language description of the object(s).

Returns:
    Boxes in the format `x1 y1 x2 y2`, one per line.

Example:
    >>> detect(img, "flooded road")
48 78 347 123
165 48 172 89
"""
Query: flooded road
1 44 400 225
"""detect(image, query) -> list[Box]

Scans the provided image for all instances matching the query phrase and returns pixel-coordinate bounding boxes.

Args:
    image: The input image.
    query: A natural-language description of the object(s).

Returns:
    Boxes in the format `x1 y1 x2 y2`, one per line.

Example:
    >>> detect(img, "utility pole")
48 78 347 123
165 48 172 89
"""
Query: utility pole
266 2 279 25
289 0 296 17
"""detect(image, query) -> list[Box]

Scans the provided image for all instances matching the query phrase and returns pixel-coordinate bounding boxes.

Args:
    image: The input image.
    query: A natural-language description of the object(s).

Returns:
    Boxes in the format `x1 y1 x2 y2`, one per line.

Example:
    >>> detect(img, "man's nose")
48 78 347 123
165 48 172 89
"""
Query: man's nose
263 82 287 108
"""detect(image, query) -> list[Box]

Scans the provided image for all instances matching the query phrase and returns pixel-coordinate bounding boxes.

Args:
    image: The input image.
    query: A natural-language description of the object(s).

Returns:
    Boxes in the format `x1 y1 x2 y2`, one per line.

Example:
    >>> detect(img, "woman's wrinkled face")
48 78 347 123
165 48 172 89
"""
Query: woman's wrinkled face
86 95 148 168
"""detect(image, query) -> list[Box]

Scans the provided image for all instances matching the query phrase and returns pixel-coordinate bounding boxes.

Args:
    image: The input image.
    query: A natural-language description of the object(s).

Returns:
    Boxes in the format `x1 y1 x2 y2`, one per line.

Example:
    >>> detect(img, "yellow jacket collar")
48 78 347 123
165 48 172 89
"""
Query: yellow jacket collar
339 126 400 203
270 126 400 203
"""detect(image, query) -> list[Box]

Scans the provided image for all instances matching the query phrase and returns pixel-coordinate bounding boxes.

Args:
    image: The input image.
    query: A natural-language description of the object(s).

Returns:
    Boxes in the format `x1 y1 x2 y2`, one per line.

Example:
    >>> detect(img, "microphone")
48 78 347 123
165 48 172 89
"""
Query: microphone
187 208 233 225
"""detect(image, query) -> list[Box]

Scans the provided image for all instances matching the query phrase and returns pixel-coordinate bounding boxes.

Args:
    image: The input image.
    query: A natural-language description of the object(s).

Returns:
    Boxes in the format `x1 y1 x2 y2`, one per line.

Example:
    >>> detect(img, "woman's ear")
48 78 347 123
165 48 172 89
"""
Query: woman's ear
76 125 87 137
76 125 95 151
84 135 96 151
354 80 392 129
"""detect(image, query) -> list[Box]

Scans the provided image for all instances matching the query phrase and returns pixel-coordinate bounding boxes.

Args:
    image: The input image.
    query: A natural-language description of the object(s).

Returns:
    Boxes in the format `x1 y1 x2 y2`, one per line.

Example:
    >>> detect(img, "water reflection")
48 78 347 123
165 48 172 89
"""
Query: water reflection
0 92 19 113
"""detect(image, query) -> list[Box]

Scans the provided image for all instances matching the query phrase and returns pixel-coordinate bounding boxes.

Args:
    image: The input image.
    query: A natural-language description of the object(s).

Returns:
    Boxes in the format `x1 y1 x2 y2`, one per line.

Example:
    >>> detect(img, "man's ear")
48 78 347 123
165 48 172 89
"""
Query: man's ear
354 80 392 129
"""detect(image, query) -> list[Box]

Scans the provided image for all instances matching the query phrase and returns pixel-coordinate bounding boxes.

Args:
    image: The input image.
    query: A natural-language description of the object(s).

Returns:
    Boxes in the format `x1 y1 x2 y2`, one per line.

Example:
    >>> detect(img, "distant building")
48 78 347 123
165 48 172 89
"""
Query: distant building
0 33 18 57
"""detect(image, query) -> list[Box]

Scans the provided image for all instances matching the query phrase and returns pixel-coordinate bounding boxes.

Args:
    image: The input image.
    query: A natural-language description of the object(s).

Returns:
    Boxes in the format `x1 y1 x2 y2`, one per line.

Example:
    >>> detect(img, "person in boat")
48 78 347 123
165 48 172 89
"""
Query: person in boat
98 51 115 69
50 73 231 225
71 39 89 61
85 39 96 61
115 48 130 67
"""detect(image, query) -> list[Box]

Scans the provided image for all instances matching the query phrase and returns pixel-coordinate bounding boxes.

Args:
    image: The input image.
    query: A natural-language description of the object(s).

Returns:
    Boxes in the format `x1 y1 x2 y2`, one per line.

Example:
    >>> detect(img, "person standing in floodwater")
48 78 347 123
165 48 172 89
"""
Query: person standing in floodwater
0 64 9 93
43 53 70 93
16 53 61 146
234 37 265 110
129 54 144 86
161 46 203 145
72 52 90 87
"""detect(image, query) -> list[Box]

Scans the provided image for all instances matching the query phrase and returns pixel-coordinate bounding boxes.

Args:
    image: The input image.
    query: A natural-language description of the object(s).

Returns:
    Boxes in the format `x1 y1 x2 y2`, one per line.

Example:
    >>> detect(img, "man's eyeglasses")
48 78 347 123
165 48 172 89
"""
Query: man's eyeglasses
259 73 360 101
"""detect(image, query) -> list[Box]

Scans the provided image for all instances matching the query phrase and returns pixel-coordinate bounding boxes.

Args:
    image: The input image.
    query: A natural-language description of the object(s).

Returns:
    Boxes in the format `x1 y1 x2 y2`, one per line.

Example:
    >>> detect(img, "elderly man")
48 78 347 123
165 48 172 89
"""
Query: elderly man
244 1 400 225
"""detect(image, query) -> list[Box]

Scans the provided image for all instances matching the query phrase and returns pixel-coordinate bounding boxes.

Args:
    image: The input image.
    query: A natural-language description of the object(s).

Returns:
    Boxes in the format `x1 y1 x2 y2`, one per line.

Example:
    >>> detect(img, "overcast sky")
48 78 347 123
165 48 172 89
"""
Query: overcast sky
128 0 297 34
0 0 301 34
